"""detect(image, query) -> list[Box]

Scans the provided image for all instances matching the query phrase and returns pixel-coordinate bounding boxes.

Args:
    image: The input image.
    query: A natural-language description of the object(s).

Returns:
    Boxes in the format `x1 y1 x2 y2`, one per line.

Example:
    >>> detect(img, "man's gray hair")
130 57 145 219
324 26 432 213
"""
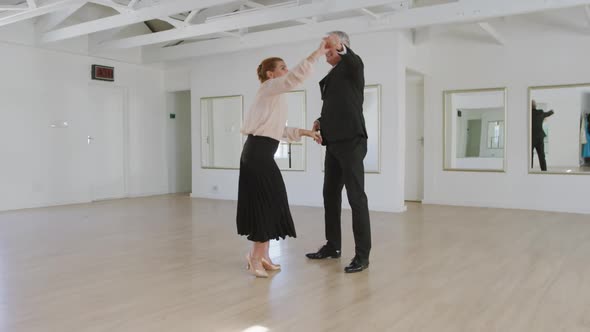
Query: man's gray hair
328 31 350 47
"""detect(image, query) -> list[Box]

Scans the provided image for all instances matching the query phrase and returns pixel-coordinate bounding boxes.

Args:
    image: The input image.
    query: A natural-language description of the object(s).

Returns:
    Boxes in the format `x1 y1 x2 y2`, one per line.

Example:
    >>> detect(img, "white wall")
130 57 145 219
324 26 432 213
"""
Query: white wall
0 40 168 211
164 68 191 92
187 31 407 212
420 28 590 214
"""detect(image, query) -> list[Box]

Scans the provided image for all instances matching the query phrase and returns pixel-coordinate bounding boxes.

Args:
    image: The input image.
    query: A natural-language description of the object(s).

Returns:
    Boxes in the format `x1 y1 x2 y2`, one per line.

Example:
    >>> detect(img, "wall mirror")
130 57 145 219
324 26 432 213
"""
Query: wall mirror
275 90 307 171
320 84 381 173
529 84 590 174
443 88 506 172
200 95 243 169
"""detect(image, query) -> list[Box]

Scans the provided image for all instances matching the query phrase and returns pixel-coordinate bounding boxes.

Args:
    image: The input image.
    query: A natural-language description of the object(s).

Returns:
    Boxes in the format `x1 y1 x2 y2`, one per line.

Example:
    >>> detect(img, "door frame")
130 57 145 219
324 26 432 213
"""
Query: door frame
88 82 130 201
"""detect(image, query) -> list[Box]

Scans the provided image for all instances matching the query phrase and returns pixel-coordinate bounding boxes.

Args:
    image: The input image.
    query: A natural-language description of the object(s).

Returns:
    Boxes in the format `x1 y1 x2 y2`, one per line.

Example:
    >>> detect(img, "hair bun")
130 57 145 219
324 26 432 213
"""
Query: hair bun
257 57 283 83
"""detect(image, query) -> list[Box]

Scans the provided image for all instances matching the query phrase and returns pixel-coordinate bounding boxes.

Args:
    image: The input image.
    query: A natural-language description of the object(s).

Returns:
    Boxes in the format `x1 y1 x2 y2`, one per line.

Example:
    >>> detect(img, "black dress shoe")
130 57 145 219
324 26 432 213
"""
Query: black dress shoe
344 258 369 273
305 245 341 259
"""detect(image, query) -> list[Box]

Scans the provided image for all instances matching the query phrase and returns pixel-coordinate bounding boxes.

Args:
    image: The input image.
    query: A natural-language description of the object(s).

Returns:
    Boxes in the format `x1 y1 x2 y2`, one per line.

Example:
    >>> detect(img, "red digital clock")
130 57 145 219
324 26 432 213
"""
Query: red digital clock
91 65 115 82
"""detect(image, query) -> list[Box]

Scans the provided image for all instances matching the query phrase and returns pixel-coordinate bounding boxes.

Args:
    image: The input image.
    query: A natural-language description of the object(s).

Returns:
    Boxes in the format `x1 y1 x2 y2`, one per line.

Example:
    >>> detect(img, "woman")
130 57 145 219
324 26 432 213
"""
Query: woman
237 40 328 278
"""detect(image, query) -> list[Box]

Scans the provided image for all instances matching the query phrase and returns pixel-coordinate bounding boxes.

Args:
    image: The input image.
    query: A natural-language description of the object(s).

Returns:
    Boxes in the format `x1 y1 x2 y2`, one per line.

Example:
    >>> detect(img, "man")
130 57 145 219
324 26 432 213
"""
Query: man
306 31 371 273
531 99 554 171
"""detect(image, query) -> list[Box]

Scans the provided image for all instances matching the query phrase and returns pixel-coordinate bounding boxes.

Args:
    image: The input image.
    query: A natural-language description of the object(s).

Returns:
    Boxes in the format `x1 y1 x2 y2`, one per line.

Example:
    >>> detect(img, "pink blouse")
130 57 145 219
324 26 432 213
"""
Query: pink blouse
241 56 316 142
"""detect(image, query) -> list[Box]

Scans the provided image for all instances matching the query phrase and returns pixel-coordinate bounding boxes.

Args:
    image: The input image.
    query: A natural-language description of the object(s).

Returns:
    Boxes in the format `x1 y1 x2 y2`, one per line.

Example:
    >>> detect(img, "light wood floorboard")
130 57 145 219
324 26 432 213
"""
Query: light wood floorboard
1 195 590 331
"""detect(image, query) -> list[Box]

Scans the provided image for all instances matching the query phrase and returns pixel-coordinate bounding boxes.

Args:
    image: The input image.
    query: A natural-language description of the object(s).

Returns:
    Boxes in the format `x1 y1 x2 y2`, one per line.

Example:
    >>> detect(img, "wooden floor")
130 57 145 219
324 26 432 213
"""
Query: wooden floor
1 195 590 332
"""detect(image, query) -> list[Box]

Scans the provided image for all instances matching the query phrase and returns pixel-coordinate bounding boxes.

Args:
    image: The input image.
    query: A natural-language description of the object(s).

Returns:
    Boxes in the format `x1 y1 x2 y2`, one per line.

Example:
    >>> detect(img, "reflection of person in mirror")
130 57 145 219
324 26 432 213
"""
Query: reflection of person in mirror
236 39 328 278
305 31 371 274
531 99 554 171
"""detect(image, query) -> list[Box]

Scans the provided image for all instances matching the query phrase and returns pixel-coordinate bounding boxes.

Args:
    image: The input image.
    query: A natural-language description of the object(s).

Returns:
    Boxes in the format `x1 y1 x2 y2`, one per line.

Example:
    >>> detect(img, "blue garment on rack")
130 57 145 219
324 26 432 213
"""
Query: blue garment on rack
584 129 590 158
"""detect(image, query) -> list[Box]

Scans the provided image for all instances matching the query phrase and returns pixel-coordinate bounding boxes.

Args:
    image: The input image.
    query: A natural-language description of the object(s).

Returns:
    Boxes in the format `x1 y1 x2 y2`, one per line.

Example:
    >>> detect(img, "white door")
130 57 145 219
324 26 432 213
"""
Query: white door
88 84 127 201
405 71 425 202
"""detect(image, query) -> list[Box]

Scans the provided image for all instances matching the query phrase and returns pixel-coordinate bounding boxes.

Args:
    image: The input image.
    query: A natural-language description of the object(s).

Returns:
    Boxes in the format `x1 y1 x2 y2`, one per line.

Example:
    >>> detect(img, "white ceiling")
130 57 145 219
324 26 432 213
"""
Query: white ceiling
1 0 590 63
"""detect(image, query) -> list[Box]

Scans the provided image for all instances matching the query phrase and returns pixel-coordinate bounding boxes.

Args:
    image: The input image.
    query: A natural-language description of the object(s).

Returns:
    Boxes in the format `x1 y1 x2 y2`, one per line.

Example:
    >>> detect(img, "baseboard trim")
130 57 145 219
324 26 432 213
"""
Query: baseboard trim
0 191 174 213
189 194 406 213
422 199 590 215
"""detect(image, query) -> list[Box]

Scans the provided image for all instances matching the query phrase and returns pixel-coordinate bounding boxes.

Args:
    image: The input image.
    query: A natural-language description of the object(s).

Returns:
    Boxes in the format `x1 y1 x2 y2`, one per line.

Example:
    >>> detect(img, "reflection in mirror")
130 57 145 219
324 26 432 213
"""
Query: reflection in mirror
443 88 506 171
275 91 306 171
201 95 243 169
529 84 590 174
320 85 381 173
364 85 381 172
487 121 505 149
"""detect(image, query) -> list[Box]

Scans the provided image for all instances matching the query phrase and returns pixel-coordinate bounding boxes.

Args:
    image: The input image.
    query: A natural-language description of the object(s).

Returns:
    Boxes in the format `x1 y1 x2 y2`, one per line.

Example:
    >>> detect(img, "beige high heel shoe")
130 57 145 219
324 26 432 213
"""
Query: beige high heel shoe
261 258 281 271
246 253 268 278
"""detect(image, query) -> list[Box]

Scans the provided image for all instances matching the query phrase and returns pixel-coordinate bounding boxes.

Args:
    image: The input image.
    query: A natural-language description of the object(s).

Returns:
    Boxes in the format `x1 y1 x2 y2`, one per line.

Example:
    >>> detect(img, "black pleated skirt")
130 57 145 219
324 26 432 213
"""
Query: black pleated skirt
236 135 296 242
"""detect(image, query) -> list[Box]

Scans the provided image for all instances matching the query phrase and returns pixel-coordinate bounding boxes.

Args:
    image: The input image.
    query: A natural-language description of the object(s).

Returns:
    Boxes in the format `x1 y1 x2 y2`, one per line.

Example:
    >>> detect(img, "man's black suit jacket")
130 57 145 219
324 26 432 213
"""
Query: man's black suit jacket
317 46 368 145
531 108 554 141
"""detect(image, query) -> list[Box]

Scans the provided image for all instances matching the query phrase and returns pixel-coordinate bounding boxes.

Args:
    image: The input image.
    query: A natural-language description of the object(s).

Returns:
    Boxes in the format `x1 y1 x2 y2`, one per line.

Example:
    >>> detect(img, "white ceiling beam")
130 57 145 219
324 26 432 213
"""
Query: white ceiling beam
477 22 505 45
297 17 315 24
41 0 238 43
160 17 184 28
243 0 264 9
219 31 241 38
238 3 248 35
0 0 87 28
377 0 590 28
184 9 200 24
144 0 590 62
390 0 411 11
27 0 38 9
360 8 381 19
115 0 590 50
244 0 314 25
0 6 28 11
144 16 374 62
89 0 132 13
128 0 139 9
35 2 86 31
359 8 380 19
88 26 125 51
100 0 403 49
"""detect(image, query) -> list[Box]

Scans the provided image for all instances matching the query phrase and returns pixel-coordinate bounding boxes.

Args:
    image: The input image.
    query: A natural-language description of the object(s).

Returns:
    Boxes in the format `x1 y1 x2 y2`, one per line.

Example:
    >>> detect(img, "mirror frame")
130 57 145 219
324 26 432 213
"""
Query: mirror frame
278 90 308 172
528 83 590 175
200 94 244 170
365 84 382 174
442 87 507 173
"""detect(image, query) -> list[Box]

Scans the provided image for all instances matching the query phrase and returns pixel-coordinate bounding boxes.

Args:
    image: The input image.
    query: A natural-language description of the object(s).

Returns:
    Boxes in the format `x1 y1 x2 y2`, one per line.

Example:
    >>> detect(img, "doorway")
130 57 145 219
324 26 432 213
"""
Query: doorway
405 70 425 202
167 91 192 194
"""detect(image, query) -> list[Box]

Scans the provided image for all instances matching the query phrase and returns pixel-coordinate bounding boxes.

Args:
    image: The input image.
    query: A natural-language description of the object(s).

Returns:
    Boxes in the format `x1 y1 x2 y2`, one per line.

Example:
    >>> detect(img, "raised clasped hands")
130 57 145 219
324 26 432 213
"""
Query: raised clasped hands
313 39 330 58
323 34 342 52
